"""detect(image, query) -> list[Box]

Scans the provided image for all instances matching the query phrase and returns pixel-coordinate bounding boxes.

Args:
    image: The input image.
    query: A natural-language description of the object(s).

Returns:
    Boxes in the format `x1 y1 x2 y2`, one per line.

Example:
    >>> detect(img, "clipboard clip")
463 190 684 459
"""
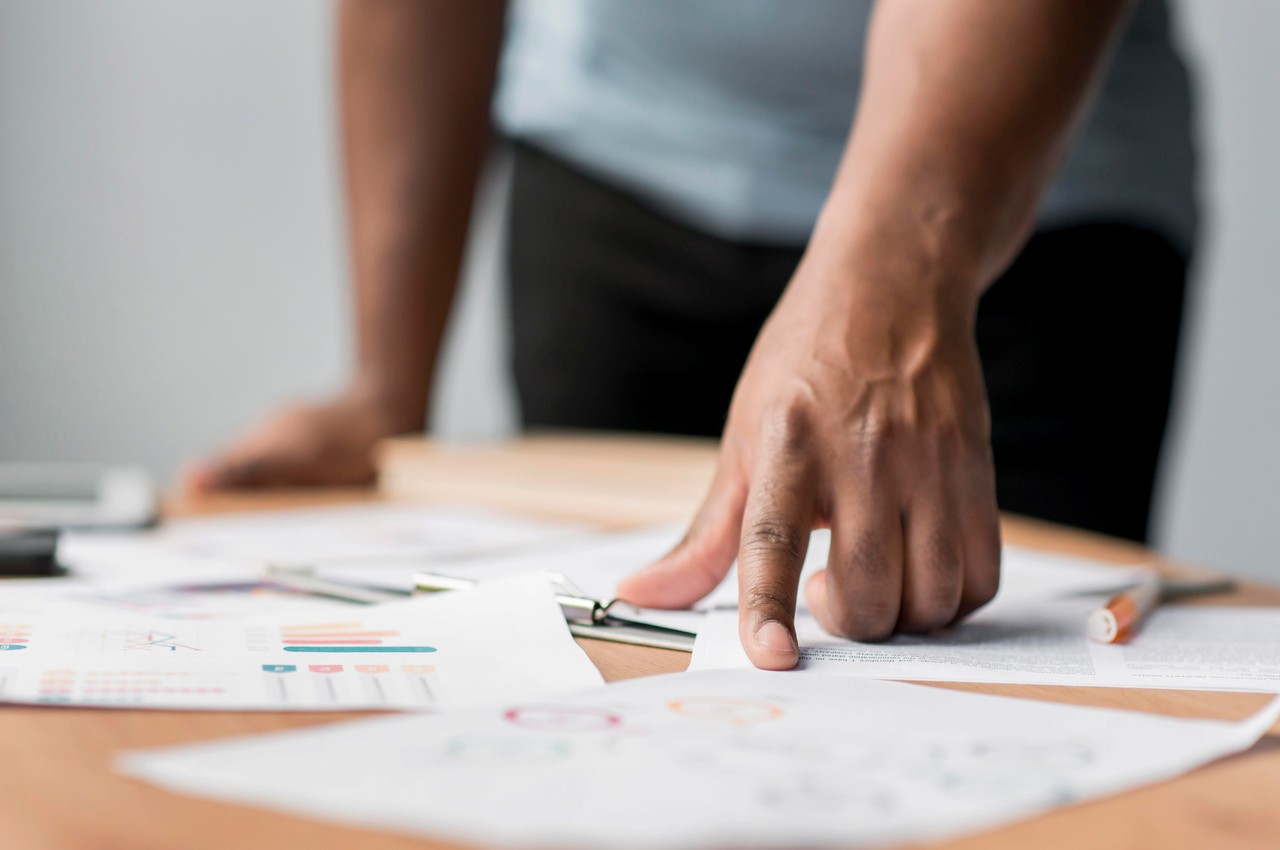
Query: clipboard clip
413 571 697 652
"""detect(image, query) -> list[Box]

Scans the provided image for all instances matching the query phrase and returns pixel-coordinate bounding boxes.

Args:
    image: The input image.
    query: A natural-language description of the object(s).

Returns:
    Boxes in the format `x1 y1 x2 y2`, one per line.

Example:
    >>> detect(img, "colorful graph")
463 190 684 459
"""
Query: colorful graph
275 621 436 654
260 660 439 707
0 623 31 651
123 630 202 652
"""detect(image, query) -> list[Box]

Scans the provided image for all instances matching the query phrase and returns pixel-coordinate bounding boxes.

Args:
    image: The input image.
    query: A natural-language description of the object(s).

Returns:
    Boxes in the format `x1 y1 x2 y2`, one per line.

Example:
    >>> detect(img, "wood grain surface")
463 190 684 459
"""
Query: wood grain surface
2 434 1277 850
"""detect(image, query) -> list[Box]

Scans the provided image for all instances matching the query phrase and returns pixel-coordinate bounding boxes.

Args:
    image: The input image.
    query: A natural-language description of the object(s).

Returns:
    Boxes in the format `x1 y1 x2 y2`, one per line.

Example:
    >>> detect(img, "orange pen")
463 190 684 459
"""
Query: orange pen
1086 576 1162 644
1086 576 1238 644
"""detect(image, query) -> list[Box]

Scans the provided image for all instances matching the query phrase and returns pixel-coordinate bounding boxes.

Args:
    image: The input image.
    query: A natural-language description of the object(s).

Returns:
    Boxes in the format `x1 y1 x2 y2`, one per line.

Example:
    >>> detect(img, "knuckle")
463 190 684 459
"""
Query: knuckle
856 407 896 441
902 560 963 633
781 402 815 450
744 586 793 617
763 401 818 455
743 517 806 565
821 533 903 641
899 597 959 634
851 425 896 475
967 567 1001 609
922 532 961 579
847 614 898 643
931 418 964 449
831 598 898 643
837 533 891 581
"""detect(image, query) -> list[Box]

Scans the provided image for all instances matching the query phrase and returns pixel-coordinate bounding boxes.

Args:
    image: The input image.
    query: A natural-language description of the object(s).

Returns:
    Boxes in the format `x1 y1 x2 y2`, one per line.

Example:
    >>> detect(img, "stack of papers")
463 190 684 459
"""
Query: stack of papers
7 501 1279 848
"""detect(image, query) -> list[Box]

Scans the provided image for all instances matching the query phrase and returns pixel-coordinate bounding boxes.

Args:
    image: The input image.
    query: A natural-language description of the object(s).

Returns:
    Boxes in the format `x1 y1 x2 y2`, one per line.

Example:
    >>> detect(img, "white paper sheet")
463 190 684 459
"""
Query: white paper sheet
119 669 1280 850
57 503 591 580
692 598 1280 692
0 573 602 710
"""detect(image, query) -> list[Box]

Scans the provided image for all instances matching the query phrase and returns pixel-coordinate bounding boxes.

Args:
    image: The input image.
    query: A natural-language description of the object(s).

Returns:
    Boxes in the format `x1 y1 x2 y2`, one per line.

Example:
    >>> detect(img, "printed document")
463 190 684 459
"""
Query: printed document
119 669 1280 849
0 573 602 710
692 600 1280 692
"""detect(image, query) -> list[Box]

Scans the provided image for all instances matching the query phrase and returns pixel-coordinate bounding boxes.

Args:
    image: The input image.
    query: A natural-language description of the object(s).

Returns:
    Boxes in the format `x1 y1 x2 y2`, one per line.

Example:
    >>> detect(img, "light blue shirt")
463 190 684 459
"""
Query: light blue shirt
495 0 1196 253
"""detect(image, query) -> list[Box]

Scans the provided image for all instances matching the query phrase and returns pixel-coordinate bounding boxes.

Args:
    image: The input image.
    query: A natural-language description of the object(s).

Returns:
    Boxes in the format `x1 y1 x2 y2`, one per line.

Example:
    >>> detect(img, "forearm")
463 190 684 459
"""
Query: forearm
811 0 1130 311
338 0 506 429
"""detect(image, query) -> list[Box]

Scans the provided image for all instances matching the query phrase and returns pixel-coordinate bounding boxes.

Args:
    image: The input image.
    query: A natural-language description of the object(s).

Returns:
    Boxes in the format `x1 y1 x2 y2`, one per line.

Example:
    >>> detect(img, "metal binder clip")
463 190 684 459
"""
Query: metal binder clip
413 571 696 652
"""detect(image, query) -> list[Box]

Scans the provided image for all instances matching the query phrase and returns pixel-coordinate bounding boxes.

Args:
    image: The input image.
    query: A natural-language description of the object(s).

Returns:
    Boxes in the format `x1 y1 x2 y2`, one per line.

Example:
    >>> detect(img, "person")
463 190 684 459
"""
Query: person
186 0 1196 671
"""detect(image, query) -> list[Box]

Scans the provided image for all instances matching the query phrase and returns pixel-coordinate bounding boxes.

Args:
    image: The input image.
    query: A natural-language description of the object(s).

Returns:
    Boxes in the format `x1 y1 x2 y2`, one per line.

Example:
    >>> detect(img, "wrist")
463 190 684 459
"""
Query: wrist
811 205 986 300
344 371 428 434
774 223 987 380
805 148 1018 307
794 228 984 350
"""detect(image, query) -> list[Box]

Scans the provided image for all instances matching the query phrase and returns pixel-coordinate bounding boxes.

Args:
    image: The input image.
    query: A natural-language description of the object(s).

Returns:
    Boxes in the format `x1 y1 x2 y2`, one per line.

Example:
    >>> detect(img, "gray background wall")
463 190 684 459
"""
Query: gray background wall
1 1 1276 579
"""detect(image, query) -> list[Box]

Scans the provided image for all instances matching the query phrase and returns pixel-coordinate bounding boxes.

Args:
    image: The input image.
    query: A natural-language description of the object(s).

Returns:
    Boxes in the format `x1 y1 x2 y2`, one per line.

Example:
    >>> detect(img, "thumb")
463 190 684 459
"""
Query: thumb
616 464 745 609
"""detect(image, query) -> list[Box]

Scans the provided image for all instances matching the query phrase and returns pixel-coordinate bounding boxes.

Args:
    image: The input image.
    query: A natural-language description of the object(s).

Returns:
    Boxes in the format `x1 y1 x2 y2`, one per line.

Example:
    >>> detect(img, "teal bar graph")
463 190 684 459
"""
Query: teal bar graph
282 645 436 653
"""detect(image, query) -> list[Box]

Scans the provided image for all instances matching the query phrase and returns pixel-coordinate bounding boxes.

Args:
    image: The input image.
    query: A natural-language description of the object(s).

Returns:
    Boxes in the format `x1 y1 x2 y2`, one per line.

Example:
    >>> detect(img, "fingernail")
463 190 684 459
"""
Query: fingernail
753 621 797 656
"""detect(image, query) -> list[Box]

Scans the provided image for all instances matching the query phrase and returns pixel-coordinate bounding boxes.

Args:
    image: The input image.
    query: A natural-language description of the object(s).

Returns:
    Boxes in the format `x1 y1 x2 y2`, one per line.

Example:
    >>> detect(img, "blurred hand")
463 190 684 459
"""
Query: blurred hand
618 249 1001 670
183 385 418 494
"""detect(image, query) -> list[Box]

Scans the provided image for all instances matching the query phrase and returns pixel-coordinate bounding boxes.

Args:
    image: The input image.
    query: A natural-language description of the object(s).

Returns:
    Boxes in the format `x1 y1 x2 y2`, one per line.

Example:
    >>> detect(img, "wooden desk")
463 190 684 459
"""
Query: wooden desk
2 435 1277 850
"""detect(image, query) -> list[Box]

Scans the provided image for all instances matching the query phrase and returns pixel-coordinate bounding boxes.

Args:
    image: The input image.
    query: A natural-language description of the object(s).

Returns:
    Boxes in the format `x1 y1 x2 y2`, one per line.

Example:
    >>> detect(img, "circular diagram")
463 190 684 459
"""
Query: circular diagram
502 705 624 733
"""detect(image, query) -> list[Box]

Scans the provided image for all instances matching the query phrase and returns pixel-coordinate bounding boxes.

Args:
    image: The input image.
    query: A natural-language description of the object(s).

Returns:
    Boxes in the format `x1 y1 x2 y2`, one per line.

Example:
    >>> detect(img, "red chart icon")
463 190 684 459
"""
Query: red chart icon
502 705 623 733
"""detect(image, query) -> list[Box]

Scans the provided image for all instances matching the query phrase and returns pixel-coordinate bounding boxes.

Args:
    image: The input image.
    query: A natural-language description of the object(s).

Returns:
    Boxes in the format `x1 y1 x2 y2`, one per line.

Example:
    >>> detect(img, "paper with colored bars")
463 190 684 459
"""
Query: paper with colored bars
0 574 602 710
119 670 1280 849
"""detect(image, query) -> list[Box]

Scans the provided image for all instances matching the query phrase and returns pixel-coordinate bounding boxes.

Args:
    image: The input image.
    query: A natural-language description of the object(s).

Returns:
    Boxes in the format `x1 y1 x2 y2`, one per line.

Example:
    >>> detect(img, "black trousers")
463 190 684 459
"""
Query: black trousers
506 142 1189 544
